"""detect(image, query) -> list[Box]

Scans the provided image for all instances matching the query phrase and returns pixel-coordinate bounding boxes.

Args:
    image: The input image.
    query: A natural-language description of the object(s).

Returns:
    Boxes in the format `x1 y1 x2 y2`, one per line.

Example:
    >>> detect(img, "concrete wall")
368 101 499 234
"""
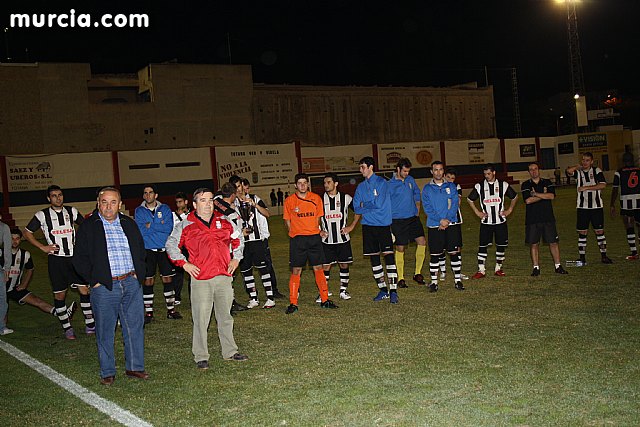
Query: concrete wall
252 85 496 146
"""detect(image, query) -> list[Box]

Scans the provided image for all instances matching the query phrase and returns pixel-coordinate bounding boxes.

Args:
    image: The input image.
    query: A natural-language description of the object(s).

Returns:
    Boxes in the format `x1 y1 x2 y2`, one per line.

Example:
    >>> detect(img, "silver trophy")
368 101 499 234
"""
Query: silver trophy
238 200 254 234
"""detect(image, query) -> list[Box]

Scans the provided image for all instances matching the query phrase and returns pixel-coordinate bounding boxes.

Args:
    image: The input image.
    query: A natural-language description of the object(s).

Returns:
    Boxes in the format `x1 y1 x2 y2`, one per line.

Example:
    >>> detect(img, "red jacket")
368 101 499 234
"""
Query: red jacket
165 211 243 280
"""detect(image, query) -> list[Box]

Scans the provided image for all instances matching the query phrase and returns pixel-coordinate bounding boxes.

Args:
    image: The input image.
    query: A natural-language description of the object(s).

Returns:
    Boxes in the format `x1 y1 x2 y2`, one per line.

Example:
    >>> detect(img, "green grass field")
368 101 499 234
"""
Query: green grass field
1 186 639 426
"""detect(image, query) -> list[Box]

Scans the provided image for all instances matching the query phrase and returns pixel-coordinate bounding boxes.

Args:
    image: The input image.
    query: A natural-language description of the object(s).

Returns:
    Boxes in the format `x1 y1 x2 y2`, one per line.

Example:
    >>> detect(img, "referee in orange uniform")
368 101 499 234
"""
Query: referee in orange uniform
283 173 338 314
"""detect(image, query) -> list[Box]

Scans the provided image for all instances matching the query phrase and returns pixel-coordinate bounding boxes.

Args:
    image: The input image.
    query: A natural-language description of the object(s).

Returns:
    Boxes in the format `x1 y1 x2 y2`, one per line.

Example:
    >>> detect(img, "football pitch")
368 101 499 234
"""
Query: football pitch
1 186 639 426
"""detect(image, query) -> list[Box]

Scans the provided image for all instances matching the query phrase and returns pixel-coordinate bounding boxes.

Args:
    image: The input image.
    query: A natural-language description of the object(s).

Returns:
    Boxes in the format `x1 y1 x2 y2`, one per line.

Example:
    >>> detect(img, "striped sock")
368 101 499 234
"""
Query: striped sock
370 255 387 290
578 234 587 256
80 294 95 328
339 268 350 292
596 233 607 253
243 271 257 300
626 227 637 255
143 286 154 316
54 299 72 331
477 245 488 272
430 254 440 284
384 253 397 291
259 268 273 300
450 253 462 282
163 282 176 311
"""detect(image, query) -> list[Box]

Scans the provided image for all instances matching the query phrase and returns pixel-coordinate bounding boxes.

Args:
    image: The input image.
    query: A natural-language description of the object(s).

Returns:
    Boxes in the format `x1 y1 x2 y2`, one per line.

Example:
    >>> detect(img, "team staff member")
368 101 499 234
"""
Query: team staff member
283 173 337 314
521 162 569 276
388 158 427 287
566 152 613 264
24 185 94 339
422 161 464 292
353 157 399 304
467 164 518 278
73 187 148 386
166 184 248 369
135 184 182 323
610 152 640 260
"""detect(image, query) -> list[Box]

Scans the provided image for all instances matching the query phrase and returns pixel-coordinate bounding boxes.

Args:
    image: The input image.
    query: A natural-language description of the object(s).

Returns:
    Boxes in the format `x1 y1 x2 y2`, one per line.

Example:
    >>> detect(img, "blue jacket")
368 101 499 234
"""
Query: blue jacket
353 174 392 226
134 201 174 250
421 180 459 228
388 174 420 219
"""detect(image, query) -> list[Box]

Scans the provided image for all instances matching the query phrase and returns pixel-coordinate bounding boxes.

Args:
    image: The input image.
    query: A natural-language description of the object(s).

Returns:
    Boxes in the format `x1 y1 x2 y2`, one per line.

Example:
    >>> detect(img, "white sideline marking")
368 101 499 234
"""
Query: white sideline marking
0 339 153 427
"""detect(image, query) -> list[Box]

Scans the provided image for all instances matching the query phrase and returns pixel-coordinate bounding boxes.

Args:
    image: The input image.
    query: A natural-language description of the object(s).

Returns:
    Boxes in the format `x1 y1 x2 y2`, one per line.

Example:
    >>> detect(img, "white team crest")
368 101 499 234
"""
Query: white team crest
446 187 451 194
215 220 221 229
158 212 163 219
373 189 378 196
294 207 300 213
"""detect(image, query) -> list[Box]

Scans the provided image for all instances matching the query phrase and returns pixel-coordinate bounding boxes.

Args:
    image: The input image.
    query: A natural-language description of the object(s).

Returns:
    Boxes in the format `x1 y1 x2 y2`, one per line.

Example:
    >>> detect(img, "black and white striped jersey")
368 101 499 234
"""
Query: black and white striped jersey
7 248 34 293
173 210 190 225
612 167 640 210
234 194 270 241
451 183 464 224
25 206 83 257
321 192 353 244
572 167 606 209
467 180 517 225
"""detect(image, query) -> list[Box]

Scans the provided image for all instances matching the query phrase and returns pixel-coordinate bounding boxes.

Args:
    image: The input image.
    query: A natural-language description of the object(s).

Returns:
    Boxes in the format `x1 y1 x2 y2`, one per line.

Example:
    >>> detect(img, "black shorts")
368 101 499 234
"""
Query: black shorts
448 223 463 248
391 216 425 246
479 223 509 247
620 209 640 224
322 242 354 265
362 225 394 256
145 249 175 279
427 227 462 254
576 208 604 231
240 240 269 272
290 234 325 268
48 255 85 293
525 222 559 245
6 288 31 304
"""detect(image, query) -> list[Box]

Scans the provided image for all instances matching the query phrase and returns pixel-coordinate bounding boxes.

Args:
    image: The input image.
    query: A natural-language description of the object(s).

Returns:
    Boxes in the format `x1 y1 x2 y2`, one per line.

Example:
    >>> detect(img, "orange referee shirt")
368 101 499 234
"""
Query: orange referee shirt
283 192 324 238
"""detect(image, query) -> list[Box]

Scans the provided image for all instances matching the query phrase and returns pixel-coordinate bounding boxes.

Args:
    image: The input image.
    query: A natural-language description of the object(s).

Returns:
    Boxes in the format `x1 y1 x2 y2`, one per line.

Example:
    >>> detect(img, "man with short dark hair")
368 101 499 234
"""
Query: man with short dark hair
422 161 464 292
353 157 399 303
566 152 613 264
467 164 518 278
135 184 182 323
522 162 568 276
236 179 276 309
320 173 359 300
24 185 94 339
610 152 640 260
388 158 427 287
172 192 191 305
166 185 248 369
283 173 337 314
73 187 148 385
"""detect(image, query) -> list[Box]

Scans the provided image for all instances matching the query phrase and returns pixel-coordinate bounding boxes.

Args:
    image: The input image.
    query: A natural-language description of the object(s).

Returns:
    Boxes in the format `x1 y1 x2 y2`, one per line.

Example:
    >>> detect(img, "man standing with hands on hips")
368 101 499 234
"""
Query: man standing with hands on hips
73 187 148 386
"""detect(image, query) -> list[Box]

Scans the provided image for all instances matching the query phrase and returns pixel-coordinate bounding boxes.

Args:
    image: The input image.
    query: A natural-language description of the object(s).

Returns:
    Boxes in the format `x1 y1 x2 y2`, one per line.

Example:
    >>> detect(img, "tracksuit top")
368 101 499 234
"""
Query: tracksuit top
165 211 243 280
353 173 392 226
421 180 459 228
388 174 420 219
134 201 174 250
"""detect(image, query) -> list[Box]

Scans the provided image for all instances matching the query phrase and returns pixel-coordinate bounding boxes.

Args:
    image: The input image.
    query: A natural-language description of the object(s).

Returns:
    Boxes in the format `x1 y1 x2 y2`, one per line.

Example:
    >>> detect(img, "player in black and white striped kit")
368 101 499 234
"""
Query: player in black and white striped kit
610 152 640 260
320 173 360 300
467 164 518 278
566 152 613 264
6 228 76 321
235 181 276 309
23 185 94 340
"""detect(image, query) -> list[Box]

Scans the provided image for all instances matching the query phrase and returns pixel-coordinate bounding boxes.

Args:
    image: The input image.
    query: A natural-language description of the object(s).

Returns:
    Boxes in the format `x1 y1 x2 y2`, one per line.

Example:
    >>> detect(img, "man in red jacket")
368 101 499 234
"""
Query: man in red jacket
166 184 248 369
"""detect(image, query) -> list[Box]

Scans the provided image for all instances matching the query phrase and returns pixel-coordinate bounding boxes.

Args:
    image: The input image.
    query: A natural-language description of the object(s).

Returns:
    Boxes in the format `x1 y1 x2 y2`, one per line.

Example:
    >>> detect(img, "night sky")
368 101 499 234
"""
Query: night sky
2 0 639 136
